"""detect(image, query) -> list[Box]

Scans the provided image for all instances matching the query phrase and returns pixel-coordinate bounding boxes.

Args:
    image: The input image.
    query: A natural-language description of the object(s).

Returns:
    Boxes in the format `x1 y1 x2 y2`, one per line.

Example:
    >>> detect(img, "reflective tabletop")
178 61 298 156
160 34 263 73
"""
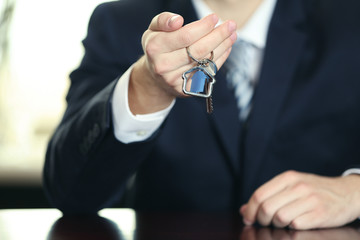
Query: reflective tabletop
0 209 359 240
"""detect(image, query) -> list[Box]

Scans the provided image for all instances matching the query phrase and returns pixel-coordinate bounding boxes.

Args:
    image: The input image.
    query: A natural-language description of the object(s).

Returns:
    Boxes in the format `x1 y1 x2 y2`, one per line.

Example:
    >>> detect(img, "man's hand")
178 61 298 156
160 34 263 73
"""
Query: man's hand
240 170 360 229
129 12 237 114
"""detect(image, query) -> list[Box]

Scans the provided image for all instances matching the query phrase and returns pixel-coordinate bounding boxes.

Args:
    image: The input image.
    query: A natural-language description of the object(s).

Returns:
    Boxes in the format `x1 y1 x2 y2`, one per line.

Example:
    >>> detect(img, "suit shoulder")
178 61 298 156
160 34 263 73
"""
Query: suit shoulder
310 0 360 25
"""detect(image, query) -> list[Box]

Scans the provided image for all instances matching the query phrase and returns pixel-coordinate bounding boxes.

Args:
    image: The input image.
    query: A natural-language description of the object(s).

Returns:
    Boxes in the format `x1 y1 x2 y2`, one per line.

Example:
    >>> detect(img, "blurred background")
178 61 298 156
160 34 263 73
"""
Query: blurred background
0 0 110 208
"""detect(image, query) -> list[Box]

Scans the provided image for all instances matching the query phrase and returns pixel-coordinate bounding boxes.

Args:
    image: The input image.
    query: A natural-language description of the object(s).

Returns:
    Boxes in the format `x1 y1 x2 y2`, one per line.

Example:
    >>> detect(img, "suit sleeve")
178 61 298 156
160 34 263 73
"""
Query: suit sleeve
43 3 156 214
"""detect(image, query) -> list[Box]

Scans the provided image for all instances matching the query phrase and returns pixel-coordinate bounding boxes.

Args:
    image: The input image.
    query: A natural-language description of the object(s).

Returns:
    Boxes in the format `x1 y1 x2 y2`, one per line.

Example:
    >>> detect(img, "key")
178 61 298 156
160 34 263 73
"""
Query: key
203 60 216 114
203 79 213 114
206 96 213 114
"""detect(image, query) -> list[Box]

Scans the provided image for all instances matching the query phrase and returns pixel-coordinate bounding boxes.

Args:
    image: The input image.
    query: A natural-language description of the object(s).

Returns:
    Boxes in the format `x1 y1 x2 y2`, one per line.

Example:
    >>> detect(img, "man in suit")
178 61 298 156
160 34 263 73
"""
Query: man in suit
43 0 360 229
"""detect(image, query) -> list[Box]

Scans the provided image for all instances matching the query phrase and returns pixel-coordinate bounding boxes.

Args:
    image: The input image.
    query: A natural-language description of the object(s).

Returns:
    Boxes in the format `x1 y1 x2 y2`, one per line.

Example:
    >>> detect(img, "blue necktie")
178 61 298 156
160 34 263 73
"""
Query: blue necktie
226 39 258 121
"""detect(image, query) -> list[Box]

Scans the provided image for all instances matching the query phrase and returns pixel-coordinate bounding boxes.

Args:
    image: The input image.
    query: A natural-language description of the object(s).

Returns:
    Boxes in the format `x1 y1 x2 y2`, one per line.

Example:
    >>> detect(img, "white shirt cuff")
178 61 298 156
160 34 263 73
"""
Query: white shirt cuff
111 66 175 144
342 168 360 176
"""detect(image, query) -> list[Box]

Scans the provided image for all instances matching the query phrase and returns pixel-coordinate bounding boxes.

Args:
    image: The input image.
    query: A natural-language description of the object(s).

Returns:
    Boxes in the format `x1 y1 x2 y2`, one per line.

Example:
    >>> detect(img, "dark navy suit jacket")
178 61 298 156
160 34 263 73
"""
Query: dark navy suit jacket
43 0 360 214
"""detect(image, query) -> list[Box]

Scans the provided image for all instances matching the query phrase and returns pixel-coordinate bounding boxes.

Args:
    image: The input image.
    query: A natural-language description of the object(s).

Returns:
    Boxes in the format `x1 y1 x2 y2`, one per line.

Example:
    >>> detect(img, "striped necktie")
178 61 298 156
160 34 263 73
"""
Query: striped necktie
226 39 259 121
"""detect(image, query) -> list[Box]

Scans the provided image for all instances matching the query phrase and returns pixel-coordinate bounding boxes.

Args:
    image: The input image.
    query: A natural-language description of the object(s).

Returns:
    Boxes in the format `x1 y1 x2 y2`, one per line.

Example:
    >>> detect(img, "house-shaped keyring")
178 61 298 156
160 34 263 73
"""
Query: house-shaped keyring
182 66 216 98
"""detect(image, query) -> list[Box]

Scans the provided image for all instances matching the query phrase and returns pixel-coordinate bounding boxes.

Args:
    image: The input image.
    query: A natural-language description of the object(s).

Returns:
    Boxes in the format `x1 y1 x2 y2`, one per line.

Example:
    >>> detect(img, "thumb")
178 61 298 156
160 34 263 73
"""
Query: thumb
148 12 184 32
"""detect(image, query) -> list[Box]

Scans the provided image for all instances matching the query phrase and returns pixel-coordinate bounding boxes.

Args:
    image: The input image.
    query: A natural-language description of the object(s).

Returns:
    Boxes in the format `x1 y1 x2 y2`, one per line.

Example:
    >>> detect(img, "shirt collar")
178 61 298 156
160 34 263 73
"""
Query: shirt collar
191 0 277 49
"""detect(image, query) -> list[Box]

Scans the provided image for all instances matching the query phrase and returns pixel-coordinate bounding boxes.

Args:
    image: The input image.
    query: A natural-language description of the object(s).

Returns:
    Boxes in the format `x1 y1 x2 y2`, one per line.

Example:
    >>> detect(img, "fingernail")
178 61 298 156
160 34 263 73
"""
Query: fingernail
228 21 236 32
169 15 180 27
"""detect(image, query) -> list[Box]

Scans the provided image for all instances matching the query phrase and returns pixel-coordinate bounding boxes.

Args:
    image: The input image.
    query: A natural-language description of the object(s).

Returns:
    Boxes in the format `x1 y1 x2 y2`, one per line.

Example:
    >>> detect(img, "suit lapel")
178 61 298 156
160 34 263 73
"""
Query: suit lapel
242 0 309 197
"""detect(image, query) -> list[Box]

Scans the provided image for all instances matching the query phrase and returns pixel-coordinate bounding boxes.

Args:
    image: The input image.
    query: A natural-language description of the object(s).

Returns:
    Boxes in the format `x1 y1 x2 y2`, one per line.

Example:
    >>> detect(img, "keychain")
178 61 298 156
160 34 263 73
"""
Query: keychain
182 47 217 113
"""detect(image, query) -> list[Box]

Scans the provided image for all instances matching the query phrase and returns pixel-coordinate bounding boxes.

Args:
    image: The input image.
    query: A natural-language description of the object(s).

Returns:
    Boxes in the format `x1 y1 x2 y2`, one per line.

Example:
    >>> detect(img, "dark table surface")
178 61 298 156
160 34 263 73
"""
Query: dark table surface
0 209 359 240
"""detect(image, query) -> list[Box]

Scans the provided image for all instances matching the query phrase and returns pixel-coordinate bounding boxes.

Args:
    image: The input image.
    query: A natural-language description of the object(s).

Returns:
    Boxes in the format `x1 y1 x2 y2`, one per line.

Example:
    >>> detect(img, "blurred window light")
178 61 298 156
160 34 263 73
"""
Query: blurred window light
0 0 112 186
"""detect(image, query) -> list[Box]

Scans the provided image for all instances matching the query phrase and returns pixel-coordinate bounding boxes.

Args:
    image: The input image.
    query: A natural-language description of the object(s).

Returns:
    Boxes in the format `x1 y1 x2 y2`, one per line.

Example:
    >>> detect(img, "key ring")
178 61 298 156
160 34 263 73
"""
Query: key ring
186 46 214 65
186 46 217 76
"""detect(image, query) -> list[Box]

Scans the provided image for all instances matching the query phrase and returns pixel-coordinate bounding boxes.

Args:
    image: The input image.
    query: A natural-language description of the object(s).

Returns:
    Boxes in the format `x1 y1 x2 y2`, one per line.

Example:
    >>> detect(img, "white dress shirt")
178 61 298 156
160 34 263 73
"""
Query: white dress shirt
111 0 277 144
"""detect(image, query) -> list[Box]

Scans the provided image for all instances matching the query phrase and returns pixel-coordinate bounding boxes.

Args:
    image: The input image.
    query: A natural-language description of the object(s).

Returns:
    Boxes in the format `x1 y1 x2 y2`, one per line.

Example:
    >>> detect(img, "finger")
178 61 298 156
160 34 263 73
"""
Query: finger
289 211 323 230
241 204 259 227
271 196 315 229
152 30 236 74
152 13 219 53
157 45 232 97
242 171 301 225
148 12 184 32
160 63 198 97
214 46 232 70
148 27 235 99
256 197 295 227
256 181 313 226
288 197 358 230
185 20 237 61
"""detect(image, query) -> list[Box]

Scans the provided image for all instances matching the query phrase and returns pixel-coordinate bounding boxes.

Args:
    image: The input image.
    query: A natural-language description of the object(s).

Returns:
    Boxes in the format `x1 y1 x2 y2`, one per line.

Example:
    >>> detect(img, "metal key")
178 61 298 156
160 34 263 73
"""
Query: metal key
203 60 217 114
206 96 213 114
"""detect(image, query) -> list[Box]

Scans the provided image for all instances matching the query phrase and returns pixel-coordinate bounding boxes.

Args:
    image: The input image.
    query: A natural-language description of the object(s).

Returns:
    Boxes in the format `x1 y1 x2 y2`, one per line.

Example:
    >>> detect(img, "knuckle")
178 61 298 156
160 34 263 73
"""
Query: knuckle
144 40 159 57
274 210 289 225
252 192 264 205
283 170 299 181
293 182 311 194
290 219 301 229
152 62 166 76
153 58 171 75
259 202 273 216
308 193 321 206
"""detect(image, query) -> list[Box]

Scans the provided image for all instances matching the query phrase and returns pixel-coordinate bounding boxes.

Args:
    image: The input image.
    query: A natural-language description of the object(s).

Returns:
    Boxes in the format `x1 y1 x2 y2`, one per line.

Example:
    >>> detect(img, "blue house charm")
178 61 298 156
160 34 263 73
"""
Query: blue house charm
182 64 216 98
